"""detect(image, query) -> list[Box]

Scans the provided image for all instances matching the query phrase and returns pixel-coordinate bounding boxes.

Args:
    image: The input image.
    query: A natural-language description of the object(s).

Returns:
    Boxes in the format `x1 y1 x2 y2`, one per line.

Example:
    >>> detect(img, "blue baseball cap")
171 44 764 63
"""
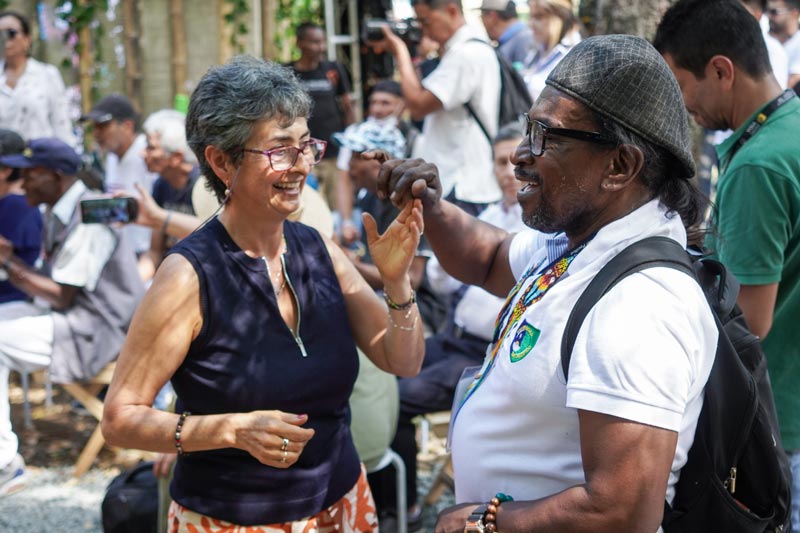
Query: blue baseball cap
0 138 82 175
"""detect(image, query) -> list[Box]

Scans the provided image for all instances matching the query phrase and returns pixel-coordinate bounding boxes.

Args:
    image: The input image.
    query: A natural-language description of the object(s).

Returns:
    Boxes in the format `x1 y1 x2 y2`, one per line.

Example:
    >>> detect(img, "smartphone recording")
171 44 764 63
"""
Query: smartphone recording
80 197 139 224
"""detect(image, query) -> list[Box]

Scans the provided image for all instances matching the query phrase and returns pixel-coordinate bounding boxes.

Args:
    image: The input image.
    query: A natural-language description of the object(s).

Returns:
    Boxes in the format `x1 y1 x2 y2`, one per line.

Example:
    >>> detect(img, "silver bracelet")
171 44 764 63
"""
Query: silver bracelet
389 309 418 331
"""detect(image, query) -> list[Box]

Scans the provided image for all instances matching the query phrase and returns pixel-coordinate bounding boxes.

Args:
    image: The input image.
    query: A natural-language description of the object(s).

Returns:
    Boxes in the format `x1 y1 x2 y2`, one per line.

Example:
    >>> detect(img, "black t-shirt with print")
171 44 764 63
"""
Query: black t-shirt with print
290 60 350 158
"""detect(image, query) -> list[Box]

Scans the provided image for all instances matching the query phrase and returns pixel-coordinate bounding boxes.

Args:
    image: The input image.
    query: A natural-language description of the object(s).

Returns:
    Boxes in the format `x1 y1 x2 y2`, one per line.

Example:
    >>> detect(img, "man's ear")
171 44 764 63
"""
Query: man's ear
601 144 644 191
204 145 234 189
708 55 735 91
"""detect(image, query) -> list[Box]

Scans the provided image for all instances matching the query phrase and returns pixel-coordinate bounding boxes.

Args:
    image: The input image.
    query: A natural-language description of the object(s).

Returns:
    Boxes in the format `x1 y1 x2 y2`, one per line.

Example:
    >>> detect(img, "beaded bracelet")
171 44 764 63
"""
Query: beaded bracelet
484 493 514 533
175 411 190 456
384 290 416 311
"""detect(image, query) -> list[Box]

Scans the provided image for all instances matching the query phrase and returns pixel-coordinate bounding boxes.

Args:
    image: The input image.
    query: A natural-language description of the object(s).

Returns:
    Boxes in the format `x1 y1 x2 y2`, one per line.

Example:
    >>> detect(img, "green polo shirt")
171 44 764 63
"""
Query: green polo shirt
706 96 800 449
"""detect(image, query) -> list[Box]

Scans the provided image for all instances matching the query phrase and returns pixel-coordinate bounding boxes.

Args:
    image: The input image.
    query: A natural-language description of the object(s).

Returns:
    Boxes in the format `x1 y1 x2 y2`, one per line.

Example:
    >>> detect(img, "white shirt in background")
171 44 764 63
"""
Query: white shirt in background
0 58 77 147
418 25 502 205
103 134 159 254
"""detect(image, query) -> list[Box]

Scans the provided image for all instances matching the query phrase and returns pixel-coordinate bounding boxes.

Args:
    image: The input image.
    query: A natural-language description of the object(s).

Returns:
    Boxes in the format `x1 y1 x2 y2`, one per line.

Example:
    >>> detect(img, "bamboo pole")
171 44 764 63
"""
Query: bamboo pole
170 0 188 99
121 0 142 112
218 0 235 64
77 0 93 115
261 0 278 60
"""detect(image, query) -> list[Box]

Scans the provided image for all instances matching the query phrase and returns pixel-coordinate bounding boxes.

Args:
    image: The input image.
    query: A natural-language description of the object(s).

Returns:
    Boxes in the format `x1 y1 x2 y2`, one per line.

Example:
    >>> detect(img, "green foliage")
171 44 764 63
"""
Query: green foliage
224 0 249 53
55 0 110 102
275 0 322 61
0 0 9 10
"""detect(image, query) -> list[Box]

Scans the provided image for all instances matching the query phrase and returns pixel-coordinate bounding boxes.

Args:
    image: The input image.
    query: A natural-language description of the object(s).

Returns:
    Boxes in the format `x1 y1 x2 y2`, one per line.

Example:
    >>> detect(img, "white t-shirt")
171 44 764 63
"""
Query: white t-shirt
0 58 77 147
451 200 717 513
765 29 789 88
46 181 117 293
418 25 502 205
103 134 159 254
783 30 800 76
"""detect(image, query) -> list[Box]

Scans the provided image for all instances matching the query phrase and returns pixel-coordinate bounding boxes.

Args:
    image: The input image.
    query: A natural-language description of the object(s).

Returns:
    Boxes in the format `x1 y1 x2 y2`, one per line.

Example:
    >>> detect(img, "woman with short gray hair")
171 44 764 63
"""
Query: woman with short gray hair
103 55 426 531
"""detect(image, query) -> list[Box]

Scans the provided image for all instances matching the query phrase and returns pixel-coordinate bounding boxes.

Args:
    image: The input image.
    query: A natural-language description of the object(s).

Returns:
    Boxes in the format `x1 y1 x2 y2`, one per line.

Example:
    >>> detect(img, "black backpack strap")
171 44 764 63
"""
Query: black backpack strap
465 101 492 145
463 38 499 146
560 236 694 380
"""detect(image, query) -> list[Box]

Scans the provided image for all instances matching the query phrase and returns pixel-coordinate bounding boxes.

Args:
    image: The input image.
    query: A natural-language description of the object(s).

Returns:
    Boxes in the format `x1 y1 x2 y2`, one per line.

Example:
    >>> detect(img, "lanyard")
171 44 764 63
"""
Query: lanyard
454 241 587 413
723 89 796 171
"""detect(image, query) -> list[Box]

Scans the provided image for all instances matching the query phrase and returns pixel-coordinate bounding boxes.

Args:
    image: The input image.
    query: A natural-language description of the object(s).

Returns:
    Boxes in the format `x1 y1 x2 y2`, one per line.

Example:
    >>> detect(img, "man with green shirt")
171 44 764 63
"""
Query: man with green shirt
655 0 800 525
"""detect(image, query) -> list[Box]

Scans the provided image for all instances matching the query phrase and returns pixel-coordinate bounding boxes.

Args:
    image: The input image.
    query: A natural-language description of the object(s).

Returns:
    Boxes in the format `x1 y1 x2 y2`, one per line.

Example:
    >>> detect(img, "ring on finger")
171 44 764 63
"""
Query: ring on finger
281 437 289 451
281 449 288 463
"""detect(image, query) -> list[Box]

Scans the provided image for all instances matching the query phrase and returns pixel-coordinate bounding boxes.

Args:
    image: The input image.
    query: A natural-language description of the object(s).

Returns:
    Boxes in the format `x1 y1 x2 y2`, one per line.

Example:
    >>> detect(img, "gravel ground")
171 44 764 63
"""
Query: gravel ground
4 377 454 532
0 466 117 532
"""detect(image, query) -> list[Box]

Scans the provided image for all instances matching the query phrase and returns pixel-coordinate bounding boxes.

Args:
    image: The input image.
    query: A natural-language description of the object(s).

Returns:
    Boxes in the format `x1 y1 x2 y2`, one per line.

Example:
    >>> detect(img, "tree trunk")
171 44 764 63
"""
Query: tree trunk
121 0 143 112
170 0 188 98
580 0 676 40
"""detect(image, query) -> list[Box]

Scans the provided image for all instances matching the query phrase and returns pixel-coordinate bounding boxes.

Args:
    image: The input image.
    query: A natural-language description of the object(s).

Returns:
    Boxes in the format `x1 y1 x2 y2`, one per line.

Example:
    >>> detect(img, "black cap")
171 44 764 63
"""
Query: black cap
0 129 25 157
371 80 403 97
80 94 137 124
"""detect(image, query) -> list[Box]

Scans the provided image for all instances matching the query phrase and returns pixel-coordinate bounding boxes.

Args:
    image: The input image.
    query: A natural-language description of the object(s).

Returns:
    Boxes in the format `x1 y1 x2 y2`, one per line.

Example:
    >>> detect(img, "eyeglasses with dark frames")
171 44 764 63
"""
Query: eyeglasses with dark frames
519 114 617 156
242 138 327 171
1 28 20 40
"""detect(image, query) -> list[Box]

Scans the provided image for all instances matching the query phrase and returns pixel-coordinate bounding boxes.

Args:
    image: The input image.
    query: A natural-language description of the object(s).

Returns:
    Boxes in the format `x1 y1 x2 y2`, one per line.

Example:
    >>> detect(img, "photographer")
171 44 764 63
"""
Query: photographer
0 139 143 494
371 0 502 217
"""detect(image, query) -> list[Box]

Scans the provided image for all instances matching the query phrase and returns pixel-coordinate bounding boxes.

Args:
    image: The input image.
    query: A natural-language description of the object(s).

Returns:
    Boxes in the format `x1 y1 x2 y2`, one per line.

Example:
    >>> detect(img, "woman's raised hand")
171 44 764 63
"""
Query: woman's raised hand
362 199 424 285
232 411 315 469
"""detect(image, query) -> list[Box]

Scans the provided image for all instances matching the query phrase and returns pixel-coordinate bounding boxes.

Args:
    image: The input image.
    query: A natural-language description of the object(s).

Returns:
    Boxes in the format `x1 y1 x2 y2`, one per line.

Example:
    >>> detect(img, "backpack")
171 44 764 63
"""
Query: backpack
101 461 159 533
561 236 791 532
464 39 533 143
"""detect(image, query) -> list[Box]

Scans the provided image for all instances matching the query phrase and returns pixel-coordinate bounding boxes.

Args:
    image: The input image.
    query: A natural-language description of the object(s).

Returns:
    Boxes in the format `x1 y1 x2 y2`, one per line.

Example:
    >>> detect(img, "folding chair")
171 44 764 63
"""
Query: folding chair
61 361 117 477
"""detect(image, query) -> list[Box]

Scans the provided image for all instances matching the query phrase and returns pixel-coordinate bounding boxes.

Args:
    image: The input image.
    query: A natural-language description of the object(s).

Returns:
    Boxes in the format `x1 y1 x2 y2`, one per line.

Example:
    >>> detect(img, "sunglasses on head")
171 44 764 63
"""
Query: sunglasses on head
1 28 20 40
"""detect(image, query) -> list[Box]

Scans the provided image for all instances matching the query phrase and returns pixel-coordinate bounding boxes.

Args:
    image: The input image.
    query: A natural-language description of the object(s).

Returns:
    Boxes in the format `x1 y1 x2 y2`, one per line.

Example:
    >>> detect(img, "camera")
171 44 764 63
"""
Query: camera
80 197 139 225
363 18 423 46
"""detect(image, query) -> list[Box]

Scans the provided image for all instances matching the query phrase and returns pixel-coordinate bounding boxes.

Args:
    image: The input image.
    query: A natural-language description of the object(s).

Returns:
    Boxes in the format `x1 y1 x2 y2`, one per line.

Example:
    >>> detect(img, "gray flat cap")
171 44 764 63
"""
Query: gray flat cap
546 34 695 180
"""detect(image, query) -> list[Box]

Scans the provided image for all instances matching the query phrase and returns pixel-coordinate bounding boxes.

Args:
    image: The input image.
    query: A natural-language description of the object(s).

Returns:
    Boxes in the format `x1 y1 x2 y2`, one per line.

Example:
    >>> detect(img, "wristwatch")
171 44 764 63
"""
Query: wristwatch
464 504 488 533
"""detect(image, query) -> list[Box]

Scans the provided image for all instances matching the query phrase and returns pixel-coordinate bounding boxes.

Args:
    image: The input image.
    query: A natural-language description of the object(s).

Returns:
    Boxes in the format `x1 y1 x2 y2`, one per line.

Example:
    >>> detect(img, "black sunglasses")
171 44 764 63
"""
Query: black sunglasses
520 114 617 156
1 28 20 40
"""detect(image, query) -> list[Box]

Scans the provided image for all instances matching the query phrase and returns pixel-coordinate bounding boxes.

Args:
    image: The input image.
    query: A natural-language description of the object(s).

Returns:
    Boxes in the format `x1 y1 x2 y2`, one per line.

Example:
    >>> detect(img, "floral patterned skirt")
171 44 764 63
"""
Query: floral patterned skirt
168 465 378 532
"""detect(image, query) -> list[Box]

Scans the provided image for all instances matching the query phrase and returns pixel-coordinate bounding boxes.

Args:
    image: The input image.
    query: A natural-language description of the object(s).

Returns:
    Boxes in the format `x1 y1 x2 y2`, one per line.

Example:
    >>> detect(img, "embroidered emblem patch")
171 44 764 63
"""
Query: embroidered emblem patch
509 320 540 363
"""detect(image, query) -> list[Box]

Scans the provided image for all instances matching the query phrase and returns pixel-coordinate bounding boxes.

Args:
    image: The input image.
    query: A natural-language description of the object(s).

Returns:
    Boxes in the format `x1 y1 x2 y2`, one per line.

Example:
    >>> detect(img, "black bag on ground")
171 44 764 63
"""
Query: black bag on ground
561 236 791 532
465 39 533 142
101 461 158 533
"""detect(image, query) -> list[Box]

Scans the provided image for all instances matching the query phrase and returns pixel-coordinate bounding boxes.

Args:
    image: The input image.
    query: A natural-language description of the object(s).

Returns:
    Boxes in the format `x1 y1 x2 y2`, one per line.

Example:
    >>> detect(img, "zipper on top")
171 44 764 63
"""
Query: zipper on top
262 255 307 357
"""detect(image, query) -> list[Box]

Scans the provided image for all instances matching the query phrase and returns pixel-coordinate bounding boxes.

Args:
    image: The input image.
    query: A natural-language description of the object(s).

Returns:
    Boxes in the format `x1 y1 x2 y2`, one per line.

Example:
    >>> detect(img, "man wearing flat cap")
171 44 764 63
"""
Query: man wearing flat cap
0 139 143 490
478 0 534 66
377 34 717 531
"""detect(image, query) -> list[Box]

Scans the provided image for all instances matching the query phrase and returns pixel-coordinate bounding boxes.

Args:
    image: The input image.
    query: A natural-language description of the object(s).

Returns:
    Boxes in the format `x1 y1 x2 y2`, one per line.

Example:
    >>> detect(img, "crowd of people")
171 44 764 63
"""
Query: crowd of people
0 0 799 532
